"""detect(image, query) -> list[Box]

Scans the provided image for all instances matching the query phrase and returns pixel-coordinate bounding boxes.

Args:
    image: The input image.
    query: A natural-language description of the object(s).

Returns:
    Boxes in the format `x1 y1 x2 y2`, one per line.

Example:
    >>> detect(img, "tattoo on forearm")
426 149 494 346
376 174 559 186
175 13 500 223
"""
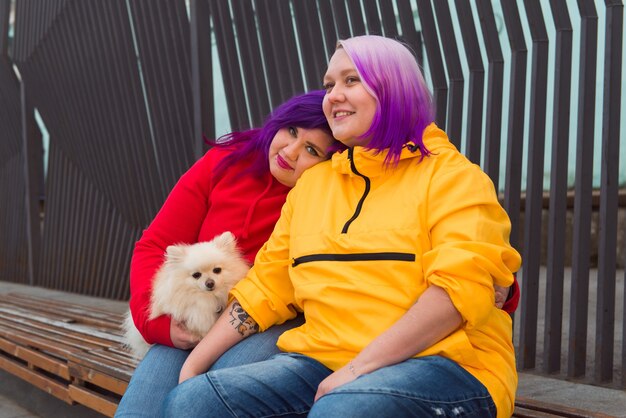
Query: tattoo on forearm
229 302 259 337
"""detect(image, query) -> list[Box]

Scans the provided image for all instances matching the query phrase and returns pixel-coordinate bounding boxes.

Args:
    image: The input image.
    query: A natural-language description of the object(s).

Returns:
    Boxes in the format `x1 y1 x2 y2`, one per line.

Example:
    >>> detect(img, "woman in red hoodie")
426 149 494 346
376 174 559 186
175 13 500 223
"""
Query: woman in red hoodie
116 90 342 417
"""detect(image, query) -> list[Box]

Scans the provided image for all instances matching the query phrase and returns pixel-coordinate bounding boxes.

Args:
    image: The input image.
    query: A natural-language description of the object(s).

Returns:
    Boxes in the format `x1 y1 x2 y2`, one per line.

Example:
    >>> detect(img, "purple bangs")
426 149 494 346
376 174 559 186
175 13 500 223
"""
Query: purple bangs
338 35 434 165
212 90 341 180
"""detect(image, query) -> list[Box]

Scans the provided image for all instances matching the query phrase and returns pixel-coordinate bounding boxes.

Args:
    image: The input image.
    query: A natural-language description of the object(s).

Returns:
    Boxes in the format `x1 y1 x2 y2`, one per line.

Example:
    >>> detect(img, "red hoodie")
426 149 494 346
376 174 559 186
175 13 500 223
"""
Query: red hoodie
129 147 290 346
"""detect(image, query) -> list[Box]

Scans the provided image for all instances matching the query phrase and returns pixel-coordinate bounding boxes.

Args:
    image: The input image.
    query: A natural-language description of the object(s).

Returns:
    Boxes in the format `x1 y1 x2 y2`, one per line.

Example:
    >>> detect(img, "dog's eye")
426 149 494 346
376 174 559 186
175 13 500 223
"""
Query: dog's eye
213 267 222 274
192 272 202 279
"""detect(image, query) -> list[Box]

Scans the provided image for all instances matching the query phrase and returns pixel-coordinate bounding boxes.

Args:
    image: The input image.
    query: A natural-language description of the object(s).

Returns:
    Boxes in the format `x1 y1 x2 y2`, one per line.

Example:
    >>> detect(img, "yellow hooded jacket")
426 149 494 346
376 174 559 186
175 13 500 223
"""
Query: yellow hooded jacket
231 124 522 417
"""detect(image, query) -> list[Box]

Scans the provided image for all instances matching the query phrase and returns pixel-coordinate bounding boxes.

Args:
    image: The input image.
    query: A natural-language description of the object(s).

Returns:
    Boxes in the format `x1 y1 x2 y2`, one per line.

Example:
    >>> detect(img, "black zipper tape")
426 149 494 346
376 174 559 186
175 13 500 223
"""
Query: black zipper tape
292 252 415 267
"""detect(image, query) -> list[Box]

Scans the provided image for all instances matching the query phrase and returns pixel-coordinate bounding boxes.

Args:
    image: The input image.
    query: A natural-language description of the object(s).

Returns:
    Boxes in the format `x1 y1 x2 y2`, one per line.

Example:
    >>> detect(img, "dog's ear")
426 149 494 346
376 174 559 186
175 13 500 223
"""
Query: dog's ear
212 231 237 251
165 245 186 262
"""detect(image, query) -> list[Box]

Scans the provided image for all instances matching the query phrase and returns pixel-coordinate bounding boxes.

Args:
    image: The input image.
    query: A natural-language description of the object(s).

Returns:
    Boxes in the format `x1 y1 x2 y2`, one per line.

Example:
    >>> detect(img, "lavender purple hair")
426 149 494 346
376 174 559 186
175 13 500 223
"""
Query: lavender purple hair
337 35 435 165
211 90 341 180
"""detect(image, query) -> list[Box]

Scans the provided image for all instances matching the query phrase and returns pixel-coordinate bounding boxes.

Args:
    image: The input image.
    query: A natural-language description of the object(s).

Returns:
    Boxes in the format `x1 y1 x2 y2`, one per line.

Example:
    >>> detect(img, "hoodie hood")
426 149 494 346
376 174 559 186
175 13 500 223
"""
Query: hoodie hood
331 123 456 178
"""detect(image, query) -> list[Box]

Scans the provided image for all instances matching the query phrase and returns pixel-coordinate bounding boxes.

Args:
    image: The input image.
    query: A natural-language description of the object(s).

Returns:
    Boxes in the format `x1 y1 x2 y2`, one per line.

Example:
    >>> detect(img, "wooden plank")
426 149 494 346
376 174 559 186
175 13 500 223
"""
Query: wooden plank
81 345 139 369
68 361 129 395
0 355 73 403
0 336 70 379
68 349 135 382
0 308 124 346
0 316 109 354
69 385 119 417
513 408 564 417
0 320 82 358
515 397 614 418
3 293 126 325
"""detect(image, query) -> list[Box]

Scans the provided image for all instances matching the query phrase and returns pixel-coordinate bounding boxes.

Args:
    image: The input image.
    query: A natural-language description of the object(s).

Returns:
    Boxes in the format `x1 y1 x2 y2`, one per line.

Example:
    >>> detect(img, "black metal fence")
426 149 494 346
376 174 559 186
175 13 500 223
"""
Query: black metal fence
0 0 624 387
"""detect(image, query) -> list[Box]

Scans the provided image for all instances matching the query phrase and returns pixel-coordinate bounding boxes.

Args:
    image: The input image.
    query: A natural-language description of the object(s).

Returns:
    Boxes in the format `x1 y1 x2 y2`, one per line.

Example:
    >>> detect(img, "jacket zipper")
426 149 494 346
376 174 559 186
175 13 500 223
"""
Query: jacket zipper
292 252 415 267
342 148 370 233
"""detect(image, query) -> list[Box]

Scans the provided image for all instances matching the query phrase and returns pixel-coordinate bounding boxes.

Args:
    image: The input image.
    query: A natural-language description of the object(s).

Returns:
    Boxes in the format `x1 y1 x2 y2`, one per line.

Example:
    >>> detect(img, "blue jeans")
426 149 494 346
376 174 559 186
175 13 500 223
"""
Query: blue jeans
163 355 496 418
115 315 305 417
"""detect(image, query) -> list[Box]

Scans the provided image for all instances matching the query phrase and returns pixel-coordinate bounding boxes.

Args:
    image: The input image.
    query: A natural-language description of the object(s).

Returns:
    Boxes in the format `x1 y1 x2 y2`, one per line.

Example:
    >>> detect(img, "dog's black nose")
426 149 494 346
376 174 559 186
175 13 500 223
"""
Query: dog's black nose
205 279 215 290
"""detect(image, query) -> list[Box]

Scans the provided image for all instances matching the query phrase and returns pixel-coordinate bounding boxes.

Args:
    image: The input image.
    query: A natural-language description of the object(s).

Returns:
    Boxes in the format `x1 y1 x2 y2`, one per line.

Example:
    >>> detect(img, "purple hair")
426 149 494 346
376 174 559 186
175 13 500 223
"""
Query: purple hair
211 90 341 180
337 35 434 165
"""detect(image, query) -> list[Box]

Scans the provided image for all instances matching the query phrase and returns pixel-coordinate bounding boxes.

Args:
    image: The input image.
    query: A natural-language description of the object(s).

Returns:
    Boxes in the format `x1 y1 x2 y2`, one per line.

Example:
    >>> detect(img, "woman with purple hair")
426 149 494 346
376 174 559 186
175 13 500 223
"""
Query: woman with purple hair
165 35 520 418
115 90 342 417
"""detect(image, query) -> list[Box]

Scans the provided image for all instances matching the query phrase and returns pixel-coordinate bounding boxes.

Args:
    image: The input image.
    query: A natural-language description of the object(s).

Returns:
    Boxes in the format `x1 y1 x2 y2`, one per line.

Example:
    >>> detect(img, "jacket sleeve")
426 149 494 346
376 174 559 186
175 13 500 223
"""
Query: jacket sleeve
129 150 216 346
230 187 298 331
423 158 521 330
502 276 520 314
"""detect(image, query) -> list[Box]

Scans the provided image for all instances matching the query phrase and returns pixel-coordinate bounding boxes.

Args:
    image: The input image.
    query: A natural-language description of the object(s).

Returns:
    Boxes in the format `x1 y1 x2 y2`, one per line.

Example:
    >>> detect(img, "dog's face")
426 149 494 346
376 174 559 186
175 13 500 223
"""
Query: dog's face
163 232 248 295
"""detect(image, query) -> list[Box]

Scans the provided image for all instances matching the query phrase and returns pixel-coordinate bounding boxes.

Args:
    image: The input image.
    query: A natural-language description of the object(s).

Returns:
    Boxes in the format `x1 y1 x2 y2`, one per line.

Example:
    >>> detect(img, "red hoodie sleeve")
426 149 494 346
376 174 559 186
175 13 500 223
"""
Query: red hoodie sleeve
502 275 520 314
129 150 217 346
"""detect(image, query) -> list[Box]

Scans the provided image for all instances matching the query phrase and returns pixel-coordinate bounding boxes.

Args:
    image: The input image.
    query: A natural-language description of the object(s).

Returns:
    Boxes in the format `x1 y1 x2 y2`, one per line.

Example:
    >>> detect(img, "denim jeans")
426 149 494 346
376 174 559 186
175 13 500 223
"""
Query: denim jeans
163 355 496 418
114 315 305 418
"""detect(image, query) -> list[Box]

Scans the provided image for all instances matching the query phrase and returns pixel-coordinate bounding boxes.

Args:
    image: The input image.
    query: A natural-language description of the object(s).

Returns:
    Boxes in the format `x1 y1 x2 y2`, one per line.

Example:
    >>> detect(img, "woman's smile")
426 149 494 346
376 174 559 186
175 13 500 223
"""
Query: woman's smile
276 154 293 170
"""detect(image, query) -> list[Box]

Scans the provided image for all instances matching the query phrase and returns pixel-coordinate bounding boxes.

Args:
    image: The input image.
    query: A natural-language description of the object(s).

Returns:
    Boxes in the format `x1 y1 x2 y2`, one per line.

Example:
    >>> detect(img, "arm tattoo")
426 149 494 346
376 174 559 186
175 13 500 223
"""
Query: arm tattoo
229 302 259 337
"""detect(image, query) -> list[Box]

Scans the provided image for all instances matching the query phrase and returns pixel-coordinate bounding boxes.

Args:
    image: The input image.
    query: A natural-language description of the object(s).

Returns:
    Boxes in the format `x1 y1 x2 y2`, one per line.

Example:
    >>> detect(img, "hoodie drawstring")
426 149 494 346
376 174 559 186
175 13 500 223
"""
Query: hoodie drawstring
241 174 275 239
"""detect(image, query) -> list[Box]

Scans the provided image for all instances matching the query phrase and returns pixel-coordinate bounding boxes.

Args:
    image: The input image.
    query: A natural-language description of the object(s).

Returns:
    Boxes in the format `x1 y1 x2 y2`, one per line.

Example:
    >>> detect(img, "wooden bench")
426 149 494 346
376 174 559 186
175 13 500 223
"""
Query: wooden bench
0 292 614 418
0 292 137 417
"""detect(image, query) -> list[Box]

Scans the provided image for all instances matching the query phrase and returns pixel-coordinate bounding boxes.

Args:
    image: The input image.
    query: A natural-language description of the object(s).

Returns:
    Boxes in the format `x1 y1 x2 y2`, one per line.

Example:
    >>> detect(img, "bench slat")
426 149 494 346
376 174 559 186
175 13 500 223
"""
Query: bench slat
68 348 136 383
3 293 125 328
68 361 129 396
514 397 615 418
0 336 70 379
69 385 119 417
0 355 73 404
0 307 124 345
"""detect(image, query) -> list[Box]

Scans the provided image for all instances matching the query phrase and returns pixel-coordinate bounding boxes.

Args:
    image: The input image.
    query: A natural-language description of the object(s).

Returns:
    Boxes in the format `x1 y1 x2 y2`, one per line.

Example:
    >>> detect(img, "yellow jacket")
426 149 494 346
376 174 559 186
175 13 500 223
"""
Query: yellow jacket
231 123 522 417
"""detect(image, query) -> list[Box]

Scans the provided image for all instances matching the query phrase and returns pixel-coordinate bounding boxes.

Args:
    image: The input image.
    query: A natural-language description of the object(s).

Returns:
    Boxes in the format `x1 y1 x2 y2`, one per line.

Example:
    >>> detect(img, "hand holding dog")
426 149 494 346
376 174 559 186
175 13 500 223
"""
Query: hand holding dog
178 299 258 384
170 319 200 350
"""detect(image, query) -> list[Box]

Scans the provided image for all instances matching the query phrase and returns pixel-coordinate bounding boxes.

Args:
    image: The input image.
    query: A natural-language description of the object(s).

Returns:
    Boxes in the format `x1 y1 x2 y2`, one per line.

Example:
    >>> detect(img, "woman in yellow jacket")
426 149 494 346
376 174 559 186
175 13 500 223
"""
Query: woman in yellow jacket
166 35 521 418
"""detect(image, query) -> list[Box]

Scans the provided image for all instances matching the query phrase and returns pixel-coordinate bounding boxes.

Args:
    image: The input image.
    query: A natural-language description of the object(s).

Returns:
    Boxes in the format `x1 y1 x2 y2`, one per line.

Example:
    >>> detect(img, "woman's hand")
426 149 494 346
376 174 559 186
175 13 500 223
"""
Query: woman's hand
179 356 205 383
176 300 258 384
314 362 359 402
494 284 509 309
170 318 200 350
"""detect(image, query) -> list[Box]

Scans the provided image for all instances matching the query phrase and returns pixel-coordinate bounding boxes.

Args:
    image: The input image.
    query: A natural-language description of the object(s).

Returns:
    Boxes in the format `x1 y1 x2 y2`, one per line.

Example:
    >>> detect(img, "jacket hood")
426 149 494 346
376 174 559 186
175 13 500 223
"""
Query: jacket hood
331 123 456 177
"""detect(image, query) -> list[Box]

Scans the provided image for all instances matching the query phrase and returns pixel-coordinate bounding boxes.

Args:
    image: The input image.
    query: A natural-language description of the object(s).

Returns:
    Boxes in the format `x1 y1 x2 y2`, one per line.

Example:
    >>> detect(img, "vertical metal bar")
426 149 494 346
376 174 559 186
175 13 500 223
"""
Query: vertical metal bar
292 0 328 91
231 0 270 125
20 80 42 286
0 0 8 55
596 0 623 385
377 0 398 38
501 1 527 254
210 0 249 130
255 0 304 105
543 0 572 374
275 0 305 96
346 0 366 35
415 0 447 128
318 0 338 60
520 0 549 371
362 0 382 35
476 0 504 191
190 0 214 157
454 0 484 165
568 0 597 380
396 0 422 68
254 0 280 108
331 0 352 39
378 0 398 38
432 0 463 148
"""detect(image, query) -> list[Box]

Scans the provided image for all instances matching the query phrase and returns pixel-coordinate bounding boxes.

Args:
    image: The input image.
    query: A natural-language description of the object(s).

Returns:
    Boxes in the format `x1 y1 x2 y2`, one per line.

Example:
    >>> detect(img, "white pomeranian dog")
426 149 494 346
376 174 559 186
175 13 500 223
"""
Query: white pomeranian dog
123 231 249 358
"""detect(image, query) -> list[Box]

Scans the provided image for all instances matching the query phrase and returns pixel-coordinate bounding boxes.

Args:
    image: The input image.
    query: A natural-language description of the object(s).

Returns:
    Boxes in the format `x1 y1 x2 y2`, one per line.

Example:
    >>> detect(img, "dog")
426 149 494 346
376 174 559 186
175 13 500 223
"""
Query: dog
123 231 249 358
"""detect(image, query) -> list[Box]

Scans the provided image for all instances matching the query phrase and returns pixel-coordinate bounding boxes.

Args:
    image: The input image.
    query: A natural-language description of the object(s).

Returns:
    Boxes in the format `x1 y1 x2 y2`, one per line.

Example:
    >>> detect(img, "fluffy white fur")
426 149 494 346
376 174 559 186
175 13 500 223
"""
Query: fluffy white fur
123 231 249 358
